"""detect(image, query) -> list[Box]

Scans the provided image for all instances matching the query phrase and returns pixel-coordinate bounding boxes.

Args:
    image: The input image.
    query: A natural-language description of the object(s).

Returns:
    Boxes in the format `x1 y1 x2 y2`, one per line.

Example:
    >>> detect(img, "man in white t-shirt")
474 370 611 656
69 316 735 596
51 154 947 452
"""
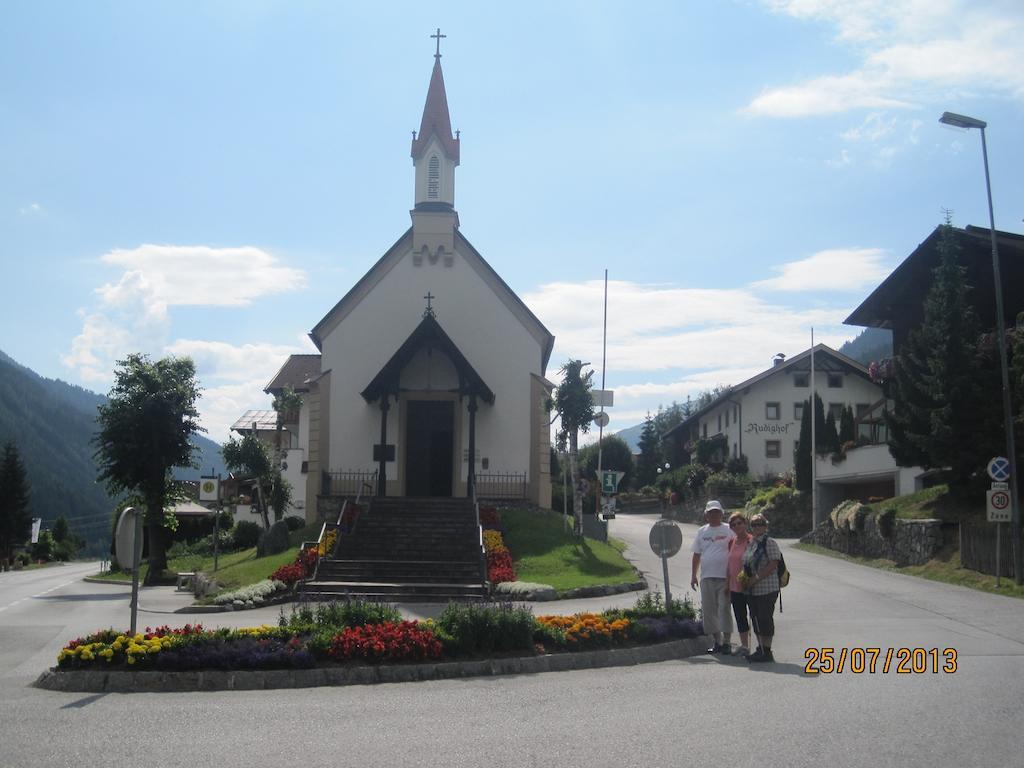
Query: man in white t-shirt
690 499 736 654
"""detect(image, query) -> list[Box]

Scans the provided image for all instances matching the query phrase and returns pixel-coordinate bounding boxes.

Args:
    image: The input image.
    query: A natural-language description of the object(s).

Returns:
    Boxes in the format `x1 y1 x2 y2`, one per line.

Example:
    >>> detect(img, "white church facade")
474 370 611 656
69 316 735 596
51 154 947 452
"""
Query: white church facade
260 44 555 521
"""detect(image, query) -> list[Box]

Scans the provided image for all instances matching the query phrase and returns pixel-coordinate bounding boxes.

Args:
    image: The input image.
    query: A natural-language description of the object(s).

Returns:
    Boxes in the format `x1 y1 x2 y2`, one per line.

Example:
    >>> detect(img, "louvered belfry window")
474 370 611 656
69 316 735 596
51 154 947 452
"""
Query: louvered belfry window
428 155 440 198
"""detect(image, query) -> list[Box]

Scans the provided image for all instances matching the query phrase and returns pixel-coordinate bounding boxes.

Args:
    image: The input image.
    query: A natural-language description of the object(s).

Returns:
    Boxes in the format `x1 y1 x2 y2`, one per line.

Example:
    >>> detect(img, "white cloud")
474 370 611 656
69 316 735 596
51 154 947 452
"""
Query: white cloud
97 244 306 310
527 277 862 440
827 149 853 168
18 202 42 216
749 2 1024 117
752 248 892 291
195 379 275 445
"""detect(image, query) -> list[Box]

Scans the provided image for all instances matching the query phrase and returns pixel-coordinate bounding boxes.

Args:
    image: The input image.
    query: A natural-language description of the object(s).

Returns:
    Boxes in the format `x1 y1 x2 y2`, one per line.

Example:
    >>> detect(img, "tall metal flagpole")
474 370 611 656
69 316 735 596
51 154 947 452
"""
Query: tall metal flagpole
596 270 608 517
811 329 818 529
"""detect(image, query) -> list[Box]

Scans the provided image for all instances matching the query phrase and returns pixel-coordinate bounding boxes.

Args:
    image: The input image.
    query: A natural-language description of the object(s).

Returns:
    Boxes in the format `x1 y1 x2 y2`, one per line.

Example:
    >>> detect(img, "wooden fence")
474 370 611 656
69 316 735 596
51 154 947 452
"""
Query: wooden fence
960 522 1018 578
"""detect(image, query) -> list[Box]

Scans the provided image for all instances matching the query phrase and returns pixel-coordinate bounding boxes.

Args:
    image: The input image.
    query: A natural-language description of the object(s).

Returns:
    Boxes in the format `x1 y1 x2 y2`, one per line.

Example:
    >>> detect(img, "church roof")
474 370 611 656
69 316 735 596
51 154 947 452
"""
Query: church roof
410 57 460 163
264 353 322 395
308 227 556 374
360 313 495 404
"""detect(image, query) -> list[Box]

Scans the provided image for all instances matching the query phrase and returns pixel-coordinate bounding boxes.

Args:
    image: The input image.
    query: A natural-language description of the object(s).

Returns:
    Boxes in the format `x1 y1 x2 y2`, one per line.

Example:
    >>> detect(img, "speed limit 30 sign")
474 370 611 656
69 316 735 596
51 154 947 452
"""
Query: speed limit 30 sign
987 489 1012 523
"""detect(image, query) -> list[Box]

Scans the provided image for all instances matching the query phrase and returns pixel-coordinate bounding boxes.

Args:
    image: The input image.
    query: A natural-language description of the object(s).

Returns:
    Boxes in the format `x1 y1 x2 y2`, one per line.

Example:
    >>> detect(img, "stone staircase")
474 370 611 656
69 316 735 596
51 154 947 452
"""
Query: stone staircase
301 497 488 602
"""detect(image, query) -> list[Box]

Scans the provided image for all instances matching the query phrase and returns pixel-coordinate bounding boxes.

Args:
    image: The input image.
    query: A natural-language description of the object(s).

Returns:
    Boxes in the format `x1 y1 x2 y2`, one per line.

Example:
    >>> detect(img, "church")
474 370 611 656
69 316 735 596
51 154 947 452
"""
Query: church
262 36 556 522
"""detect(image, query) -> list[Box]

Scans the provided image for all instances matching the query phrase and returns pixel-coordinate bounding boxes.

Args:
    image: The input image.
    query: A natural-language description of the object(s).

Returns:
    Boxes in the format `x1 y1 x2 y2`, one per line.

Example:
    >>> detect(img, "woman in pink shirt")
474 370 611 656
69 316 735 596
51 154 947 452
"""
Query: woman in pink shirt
726 512 752 657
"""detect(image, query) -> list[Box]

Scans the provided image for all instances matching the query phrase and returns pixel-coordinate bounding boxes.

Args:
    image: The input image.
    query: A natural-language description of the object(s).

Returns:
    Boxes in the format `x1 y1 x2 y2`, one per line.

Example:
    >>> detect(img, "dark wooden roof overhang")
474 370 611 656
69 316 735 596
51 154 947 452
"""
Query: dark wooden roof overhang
360 314 495 405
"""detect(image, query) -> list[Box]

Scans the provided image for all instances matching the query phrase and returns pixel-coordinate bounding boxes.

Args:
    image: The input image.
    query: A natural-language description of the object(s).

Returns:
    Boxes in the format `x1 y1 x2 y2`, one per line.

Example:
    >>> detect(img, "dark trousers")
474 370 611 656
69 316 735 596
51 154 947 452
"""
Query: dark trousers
749 591 779 640
729 591 750 633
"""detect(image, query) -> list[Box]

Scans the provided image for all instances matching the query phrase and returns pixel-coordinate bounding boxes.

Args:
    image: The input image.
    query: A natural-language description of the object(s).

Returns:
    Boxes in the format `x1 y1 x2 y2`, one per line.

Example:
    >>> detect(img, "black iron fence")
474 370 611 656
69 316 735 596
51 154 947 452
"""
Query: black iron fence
322 469 378 498
475 471 528 500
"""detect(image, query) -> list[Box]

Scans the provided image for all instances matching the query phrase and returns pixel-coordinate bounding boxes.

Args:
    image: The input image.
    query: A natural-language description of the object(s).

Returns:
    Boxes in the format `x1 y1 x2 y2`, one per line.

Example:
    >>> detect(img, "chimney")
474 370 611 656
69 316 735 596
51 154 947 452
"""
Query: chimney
773 353 786 367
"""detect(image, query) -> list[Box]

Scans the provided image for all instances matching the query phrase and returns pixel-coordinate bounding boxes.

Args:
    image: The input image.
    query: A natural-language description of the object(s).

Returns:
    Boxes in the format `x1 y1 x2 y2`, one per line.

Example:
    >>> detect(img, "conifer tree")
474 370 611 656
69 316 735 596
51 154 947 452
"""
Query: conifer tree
0 441 32 568
839 405 856 445
795 398 812 491
886 223 1000 490
636 412 661 488
824 410 840 454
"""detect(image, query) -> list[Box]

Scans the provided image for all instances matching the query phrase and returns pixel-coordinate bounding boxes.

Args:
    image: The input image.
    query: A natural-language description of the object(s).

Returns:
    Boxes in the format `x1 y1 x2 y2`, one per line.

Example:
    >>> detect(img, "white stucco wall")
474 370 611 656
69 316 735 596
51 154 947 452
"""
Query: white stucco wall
319 240 543 493
697 366 885 479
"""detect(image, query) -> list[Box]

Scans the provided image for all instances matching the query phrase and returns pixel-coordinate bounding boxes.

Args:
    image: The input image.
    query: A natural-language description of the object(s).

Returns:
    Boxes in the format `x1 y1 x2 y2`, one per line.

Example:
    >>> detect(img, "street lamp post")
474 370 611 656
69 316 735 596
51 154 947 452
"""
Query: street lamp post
939 111 1021 584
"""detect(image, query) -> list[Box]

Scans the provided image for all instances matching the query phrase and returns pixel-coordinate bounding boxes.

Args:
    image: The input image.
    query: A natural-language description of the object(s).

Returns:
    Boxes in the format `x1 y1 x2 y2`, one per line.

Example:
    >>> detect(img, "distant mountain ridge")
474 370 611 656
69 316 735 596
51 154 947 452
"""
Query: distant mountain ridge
0 350 225 554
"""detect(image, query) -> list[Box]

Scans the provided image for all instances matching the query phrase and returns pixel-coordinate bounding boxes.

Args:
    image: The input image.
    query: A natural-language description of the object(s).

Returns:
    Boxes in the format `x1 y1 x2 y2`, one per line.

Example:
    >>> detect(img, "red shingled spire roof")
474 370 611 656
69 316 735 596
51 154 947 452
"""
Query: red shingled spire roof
410 57 460 163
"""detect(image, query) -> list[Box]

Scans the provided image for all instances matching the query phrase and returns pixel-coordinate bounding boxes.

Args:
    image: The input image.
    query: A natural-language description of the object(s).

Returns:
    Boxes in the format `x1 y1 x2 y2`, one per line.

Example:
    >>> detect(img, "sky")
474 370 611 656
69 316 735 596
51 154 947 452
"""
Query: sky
2 0 1023 444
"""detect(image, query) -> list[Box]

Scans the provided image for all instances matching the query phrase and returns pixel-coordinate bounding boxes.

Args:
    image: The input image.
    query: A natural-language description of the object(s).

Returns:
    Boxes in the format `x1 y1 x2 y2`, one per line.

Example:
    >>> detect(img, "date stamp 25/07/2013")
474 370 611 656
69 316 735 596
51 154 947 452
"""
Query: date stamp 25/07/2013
804 647 958 675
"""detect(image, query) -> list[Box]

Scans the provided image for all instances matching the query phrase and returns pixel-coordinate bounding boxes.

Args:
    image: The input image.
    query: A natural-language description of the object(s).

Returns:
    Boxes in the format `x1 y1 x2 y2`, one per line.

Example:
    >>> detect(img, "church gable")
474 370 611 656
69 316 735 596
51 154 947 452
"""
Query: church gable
310 230 553 374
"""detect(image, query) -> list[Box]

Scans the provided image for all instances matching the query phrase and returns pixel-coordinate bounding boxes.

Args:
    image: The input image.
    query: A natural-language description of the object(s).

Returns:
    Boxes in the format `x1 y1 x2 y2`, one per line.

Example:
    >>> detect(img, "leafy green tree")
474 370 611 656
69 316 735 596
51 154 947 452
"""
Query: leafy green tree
0 441 32 568
886 223 1001 491
51 514 84 561
635 412 661 488
94 354 203 583
271 384 303 462
579 435 635 492
31 529 55 562
551 359 595 536
222 433 291 530
839 405 856 445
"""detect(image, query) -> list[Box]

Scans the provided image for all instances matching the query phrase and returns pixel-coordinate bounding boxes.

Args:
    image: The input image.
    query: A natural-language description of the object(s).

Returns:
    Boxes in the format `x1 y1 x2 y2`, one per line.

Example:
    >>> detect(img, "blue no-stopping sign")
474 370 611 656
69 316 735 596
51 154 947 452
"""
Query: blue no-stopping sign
987 457 1011 482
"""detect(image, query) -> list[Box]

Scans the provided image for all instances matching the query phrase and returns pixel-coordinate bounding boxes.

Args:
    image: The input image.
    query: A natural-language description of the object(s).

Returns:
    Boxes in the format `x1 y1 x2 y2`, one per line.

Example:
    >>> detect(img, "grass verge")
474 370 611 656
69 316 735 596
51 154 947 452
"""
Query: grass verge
502 508 638 591
795 541 1024 599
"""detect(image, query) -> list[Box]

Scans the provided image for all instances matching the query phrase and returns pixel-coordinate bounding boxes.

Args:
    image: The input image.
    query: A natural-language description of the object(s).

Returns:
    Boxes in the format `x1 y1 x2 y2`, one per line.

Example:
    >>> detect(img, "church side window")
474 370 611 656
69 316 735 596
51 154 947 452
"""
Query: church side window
428 155 440 198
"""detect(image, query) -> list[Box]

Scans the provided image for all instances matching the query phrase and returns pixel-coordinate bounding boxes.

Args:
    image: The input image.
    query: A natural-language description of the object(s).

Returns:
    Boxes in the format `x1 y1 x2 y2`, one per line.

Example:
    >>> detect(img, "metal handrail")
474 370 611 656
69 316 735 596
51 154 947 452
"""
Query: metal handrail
472 486 489 591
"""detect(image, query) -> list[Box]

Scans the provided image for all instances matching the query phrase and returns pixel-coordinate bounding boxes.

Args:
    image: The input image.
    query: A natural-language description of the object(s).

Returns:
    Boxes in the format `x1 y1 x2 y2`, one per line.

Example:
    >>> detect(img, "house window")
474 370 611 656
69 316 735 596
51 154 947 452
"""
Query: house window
766 402 780 420
766 440 781 458
827 372 843 388
856 403 870 418
428 155 440 198
734 405 739 421
794 373 809 388
829 403 844 421
794 402 805 421
718 414 722 432
702 423 707 438
733 443 738 458
725 410 730 428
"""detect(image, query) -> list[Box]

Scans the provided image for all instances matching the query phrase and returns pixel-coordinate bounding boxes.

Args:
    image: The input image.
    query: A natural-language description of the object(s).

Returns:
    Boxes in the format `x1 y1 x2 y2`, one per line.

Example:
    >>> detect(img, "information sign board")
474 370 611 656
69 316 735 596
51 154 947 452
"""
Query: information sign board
987 489 1012 523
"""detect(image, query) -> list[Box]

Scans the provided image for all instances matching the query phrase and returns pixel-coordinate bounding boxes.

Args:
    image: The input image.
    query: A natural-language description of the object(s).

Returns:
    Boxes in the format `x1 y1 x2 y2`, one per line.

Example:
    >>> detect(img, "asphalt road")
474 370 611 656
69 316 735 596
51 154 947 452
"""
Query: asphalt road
2 514 1023 768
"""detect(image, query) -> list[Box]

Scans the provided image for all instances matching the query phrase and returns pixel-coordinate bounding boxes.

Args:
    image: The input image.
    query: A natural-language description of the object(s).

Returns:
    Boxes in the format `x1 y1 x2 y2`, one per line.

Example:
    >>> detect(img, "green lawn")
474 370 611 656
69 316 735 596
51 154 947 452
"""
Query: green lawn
868 483 985 522
501 508 637 591
90 523 322 591
795 541 1024 599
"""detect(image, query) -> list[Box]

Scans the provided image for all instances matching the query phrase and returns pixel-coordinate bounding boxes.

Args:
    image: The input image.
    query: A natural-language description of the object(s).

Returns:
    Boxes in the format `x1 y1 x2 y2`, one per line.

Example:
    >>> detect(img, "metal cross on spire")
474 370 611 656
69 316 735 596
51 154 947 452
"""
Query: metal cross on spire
431 28 446 59
423 291 436 318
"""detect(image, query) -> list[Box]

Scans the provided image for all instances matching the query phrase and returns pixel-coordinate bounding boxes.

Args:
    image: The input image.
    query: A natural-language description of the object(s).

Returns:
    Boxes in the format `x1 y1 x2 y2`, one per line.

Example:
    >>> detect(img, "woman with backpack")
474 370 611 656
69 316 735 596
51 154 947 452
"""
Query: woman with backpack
742 514 782 663
725 512 753 657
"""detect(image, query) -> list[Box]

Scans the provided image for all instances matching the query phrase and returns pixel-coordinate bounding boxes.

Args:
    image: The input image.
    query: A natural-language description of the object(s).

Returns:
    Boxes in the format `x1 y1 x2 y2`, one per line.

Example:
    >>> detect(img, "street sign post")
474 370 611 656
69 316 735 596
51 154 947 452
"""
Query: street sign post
649 519 683 610
987 489 1012 522
114 506 145 634
988 457 1011 482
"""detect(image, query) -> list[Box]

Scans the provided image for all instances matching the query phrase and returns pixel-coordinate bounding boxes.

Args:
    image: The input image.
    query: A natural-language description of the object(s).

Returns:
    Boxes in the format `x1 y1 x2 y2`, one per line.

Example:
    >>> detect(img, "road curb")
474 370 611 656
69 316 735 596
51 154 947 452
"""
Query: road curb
31 636 710 693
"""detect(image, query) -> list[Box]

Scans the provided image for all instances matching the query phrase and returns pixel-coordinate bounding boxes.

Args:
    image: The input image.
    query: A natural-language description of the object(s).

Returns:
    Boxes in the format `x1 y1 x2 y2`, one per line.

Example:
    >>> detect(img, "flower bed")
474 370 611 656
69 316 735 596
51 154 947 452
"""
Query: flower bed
481 508 516 584
53 593 702 674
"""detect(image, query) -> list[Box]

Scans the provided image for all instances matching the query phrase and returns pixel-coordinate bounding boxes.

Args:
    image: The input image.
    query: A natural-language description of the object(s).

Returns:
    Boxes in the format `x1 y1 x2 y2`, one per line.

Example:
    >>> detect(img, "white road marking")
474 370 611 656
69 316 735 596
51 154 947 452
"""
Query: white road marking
0 577 83 611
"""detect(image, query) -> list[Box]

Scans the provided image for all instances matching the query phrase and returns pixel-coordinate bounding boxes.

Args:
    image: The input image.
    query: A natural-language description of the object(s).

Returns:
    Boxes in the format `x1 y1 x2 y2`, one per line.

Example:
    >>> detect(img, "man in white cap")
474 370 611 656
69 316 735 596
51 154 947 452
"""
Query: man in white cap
691 499 736 654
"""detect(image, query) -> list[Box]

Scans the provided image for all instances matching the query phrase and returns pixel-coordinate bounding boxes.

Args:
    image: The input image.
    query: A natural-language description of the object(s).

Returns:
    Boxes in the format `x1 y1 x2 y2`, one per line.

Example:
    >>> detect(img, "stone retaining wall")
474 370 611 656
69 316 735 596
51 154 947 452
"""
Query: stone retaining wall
801 514 949 566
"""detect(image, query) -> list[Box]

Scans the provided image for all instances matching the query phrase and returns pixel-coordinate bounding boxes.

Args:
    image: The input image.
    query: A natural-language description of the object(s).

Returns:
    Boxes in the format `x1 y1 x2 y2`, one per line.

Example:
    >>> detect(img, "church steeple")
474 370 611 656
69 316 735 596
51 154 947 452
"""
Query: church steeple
411 29 459 211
